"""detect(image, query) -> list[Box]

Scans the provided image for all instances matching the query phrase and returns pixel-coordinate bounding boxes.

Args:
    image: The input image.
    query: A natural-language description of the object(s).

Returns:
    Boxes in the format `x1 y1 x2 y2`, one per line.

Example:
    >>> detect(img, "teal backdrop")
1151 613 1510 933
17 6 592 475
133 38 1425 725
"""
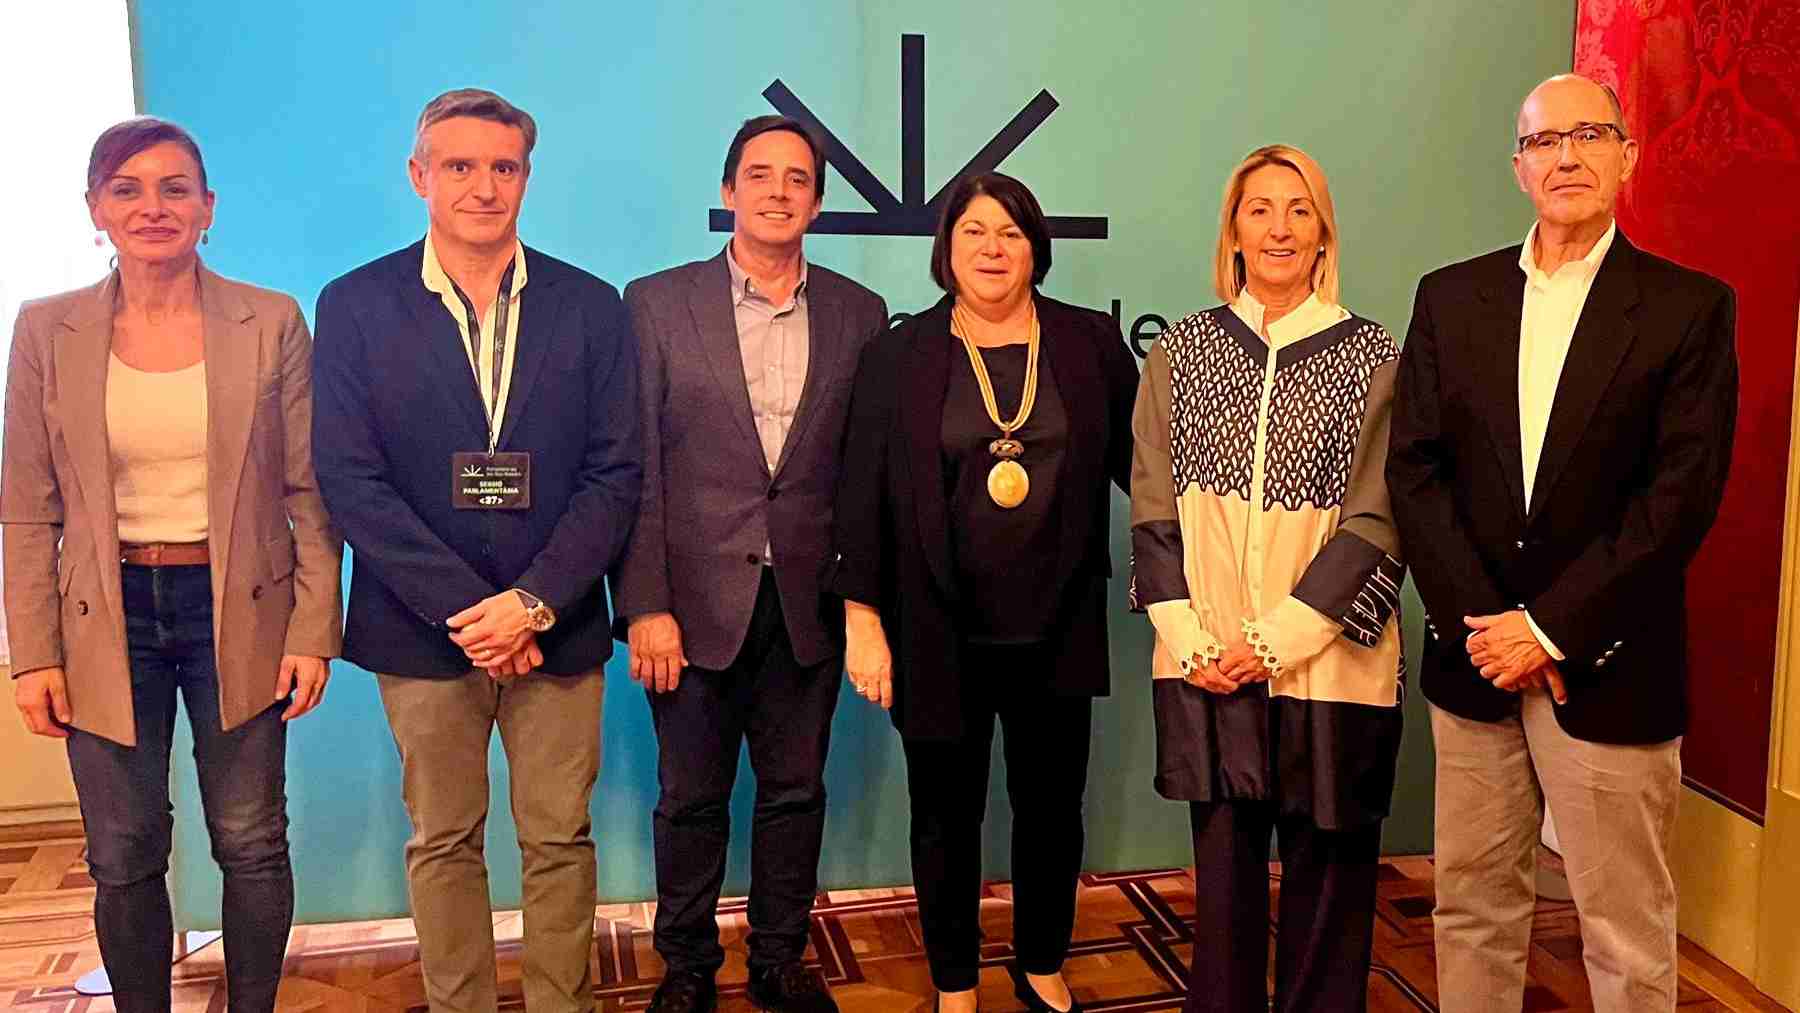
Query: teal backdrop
130 0 1574 927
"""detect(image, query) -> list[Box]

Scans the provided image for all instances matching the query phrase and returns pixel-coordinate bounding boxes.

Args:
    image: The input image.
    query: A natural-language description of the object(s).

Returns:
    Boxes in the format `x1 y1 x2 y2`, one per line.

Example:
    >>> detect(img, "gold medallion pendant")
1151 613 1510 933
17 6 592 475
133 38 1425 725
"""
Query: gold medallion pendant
987 459 1030 509
952 302 1042 511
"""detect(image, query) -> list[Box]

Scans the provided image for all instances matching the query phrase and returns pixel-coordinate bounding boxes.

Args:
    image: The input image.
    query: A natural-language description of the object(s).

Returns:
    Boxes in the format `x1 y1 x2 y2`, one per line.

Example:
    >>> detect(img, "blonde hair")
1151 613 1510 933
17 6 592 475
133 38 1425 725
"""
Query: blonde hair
1212 144 1341 305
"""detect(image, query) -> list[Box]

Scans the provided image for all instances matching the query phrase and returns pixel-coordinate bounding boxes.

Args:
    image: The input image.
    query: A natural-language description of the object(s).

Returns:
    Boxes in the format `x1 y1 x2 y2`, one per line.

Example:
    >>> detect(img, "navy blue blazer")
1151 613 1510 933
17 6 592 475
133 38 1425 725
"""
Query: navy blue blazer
312 240 641 677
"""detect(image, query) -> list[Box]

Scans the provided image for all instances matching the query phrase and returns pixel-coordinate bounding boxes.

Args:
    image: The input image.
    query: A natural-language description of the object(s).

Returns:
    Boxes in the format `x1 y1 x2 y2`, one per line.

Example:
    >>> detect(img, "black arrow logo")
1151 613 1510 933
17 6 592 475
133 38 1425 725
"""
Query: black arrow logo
710 34 1108 239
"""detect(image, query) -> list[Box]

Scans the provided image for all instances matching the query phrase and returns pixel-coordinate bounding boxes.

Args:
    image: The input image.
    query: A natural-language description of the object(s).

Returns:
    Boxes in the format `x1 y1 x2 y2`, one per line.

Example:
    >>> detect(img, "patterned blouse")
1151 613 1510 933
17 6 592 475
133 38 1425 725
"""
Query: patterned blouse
1129 291 1405 828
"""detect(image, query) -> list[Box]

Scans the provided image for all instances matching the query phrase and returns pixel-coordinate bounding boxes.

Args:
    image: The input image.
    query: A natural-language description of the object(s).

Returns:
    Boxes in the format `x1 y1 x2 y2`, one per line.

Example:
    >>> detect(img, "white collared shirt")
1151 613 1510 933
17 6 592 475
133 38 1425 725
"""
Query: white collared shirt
1516 218 1616 660
1518 219 1616 507
421 233 530 448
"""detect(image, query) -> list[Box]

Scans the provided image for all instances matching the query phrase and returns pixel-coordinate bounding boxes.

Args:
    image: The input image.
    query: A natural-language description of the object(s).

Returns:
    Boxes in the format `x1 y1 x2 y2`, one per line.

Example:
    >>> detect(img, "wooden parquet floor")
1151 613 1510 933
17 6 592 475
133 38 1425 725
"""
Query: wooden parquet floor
0 822 1786 1011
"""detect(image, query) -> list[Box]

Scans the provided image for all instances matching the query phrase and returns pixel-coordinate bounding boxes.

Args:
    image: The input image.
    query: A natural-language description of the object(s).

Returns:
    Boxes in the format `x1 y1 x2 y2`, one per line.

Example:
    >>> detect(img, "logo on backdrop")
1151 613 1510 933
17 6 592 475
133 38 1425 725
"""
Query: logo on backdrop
708 34 1108 239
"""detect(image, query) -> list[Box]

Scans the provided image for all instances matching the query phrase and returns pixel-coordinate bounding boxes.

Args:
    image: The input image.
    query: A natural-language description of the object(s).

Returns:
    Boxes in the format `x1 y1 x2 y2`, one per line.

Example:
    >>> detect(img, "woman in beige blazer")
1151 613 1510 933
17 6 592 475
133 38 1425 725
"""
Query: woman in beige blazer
1 118 342 1013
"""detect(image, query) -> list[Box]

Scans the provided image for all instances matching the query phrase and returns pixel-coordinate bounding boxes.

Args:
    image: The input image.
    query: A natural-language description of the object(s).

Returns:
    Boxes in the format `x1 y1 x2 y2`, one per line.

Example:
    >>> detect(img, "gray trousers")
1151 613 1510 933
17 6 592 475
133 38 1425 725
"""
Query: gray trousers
1430 692 1681 1013
378 669 605 1013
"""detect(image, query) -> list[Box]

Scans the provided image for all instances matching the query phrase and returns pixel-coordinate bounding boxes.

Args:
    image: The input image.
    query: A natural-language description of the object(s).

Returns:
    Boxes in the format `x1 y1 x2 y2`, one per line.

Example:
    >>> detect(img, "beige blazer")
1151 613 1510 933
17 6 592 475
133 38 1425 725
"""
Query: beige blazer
1 266 343 745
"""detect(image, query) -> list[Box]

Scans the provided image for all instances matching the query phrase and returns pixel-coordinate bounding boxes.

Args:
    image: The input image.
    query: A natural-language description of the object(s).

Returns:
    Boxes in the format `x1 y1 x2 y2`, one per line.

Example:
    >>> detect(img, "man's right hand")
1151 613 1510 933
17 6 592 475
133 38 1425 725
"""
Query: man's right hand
15 667 71 739
1494 659 1568 704
628 612 688 693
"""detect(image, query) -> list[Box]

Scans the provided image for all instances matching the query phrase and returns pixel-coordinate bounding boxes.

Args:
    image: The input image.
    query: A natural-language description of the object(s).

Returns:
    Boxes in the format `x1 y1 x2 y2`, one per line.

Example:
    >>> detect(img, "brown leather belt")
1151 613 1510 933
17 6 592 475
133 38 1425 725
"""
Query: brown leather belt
119 542 211 567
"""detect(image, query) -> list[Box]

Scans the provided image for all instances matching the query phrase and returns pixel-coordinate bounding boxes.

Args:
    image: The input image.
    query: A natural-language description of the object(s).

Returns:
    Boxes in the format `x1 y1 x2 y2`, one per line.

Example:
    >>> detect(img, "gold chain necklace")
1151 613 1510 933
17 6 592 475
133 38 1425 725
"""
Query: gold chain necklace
951 301 1040 509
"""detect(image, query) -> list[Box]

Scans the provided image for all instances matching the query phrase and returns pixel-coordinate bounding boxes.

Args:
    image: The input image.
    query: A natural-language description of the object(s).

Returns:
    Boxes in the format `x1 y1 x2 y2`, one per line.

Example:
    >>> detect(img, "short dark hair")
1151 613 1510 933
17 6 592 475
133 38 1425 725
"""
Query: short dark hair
86 117 208 196
415 88 539 167
722 115 826 199
929 173 1052 293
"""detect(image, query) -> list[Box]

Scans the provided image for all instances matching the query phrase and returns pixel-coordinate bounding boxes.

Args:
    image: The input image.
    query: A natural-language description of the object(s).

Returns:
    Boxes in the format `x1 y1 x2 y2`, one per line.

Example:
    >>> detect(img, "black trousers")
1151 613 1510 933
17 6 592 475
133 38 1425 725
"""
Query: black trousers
649 568 840 974
1184 801 1381 1013
901 641 1093 992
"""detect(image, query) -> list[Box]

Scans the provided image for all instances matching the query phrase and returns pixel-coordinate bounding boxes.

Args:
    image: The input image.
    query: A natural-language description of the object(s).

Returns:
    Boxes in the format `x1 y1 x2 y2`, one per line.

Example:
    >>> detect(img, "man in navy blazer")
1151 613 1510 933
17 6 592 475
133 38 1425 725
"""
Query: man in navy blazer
312 89 639 1013
1389 76 1736 1013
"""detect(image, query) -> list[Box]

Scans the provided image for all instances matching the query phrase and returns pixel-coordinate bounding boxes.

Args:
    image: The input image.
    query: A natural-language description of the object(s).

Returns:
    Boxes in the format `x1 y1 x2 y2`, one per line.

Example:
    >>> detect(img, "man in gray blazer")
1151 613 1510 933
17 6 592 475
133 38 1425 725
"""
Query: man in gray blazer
612 116 888 1013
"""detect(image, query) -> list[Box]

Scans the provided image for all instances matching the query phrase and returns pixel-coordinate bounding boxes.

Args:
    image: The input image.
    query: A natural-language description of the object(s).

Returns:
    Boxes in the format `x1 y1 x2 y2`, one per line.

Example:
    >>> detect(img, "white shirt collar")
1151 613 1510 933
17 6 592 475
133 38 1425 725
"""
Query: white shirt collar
1228 289 1349 348
1518 219 1616 287
420 232 529 301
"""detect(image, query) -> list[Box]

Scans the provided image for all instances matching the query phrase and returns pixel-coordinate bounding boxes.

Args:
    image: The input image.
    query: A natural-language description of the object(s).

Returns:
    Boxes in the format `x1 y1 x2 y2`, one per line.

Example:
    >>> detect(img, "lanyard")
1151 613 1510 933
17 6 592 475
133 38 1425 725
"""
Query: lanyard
449 258 517 454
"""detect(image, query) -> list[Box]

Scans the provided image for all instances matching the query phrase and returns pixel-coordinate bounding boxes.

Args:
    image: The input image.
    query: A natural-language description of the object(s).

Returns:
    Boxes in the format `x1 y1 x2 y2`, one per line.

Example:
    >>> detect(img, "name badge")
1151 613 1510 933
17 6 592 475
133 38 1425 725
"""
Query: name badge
452 452 531 510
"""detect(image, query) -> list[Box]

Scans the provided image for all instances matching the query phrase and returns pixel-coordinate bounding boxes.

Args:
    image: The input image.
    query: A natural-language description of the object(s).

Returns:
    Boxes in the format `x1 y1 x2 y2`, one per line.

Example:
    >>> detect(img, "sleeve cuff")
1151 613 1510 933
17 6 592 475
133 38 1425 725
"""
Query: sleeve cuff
1242 595 1345 674
1524 610 1566 661
1147 600 1225 674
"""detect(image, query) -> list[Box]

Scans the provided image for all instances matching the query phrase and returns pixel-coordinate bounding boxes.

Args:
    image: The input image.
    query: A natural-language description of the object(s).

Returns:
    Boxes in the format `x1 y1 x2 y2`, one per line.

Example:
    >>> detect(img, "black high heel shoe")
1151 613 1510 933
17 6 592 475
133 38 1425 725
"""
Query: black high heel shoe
1008 963 1081 1013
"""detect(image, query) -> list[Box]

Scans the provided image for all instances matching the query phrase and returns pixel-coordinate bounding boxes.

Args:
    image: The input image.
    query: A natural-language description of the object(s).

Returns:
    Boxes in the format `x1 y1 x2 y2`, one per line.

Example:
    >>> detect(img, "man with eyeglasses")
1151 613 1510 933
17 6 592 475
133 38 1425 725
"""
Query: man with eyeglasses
1388 74 1738 1012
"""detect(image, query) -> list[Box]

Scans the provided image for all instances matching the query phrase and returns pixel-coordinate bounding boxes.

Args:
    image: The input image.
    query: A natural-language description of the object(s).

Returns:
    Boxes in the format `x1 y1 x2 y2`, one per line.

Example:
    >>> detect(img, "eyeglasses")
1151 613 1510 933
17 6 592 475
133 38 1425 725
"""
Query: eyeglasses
1516 123 1627 158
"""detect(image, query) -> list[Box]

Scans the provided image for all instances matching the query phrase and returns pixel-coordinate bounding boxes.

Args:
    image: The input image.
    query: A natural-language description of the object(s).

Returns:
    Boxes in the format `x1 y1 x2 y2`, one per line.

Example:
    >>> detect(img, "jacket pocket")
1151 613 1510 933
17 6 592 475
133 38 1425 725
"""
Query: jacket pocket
266 536 297 584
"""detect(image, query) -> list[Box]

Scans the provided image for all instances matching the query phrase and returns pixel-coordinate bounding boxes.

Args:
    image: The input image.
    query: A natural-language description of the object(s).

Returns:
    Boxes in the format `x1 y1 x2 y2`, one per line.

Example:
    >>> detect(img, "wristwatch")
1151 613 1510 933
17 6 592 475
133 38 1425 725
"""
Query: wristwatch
513 589 556 632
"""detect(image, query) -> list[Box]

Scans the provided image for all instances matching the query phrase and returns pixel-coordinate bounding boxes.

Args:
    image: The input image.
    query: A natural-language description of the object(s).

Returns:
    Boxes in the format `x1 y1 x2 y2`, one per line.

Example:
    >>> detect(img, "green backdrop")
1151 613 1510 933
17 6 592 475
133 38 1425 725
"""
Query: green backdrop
129 0 1573 925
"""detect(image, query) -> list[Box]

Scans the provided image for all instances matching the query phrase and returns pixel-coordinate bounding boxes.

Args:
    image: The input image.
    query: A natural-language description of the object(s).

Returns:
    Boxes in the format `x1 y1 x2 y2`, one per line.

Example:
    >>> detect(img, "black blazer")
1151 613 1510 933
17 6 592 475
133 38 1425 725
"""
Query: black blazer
827 293 1140 740
1387 233 1737 744
312 240 641 677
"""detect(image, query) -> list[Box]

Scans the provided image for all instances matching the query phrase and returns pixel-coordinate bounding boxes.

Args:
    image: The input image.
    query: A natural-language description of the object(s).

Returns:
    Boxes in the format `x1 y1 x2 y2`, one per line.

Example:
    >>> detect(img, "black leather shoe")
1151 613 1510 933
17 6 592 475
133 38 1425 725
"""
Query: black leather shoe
1008 962 1081 1013
648 970 717 1013
747 961 838 1013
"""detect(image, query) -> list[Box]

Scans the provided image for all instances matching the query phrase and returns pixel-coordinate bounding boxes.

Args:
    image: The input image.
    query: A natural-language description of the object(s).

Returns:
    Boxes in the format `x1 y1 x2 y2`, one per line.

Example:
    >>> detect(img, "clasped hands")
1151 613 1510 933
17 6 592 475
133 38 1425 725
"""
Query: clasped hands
448 591 543 680
1463 610 1566 704
1183 636 1273 694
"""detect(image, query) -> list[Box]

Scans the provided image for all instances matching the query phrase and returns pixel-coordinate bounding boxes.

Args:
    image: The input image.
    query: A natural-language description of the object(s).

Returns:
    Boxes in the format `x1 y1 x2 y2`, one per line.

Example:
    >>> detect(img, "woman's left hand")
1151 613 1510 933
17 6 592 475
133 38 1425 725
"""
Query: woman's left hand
277 655 331 720
1219 640 1272 684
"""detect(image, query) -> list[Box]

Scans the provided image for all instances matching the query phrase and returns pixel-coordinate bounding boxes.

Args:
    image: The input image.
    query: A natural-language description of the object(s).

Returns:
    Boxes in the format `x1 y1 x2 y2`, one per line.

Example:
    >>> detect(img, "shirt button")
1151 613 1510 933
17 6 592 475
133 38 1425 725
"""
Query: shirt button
767 487 780 500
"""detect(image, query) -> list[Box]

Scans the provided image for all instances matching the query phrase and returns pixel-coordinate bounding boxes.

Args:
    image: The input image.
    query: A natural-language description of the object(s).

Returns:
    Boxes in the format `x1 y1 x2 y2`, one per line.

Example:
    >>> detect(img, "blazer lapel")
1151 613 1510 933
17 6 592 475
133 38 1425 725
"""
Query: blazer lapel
199 266 259 590
1529 238 1641 518
52 275 125 626
1036 297 1094 595
772 275 840 479
688 253 764 463
495 261 557 450
1478 268 1529 523
905 300 957 600
396 253 492 446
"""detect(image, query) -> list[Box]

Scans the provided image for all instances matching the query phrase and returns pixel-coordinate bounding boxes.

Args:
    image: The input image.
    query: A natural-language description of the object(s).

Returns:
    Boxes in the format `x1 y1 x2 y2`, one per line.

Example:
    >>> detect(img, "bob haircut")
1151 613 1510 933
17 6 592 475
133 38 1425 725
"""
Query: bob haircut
413 88 539 168
1213 144 1341 305
722 115 827 200
929 173 1052 293
86 117 208 197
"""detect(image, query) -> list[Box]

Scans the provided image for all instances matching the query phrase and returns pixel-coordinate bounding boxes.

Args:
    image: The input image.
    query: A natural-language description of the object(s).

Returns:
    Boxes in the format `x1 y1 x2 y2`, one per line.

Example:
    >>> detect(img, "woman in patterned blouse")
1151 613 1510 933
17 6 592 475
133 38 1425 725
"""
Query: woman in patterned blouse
1128 145 1405 1013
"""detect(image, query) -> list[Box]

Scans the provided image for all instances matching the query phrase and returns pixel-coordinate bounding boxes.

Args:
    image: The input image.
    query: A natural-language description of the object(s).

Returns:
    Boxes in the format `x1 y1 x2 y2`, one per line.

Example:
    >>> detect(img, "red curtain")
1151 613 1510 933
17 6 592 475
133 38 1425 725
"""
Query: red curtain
1577 0 1800 820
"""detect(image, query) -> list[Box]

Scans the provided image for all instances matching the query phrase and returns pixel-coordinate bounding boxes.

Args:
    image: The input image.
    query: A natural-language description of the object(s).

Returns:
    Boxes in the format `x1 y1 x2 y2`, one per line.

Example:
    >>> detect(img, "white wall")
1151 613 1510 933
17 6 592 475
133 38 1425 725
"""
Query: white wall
0 1 132 809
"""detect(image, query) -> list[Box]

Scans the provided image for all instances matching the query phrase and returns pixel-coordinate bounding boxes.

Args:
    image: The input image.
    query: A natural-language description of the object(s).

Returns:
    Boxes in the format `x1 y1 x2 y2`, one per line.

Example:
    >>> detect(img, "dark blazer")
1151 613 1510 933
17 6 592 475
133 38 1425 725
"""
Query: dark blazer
611 250 888 670
827 293 1140 740
1388 233 1737 744
2 268 343 745
311 240 641 678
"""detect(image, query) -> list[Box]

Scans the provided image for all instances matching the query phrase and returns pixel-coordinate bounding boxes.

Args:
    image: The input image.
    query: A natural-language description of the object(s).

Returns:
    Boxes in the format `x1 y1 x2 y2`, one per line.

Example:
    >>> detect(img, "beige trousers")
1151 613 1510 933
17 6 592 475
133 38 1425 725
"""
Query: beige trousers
378 669 605 1013
1430 693 1681 1013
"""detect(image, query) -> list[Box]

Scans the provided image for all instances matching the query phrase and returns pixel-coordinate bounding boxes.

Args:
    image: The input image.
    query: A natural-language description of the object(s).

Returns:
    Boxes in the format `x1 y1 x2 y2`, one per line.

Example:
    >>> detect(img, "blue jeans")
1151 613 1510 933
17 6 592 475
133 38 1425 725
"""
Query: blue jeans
65 563 293 1013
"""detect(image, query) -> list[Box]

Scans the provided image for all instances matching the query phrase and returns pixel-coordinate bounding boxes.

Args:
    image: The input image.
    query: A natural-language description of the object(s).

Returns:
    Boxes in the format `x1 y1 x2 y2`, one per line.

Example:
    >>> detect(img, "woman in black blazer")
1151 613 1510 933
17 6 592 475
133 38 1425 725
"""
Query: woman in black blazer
827 173 1138 1013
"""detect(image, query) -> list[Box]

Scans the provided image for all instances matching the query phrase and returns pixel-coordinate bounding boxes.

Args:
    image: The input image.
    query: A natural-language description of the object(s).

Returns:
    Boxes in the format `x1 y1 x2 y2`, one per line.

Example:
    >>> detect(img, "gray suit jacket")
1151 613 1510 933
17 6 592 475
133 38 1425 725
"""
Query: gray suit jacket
612 250 887 670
